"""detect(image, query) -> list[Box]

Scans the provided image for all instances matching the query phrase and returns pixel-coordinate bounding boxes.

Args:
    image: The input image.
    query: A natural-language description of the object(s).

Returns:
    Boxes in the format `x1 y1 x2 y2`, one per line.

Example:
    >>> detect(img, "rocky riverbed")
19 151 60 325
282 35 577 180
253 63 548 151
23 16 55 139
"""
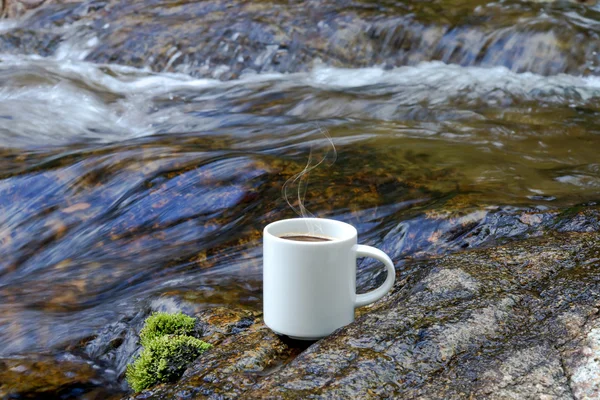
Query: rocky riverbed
3 0 600 78
1 0 600 399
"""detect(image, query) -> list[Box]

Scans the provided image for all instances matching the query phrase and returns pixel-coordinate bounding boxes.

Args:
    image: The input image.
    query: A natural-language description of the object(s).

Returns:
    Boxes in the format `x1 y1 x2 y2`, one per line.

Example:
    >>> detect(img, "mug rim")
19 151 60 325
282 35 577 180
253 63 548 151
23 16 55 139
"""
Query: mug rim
264 217 357 245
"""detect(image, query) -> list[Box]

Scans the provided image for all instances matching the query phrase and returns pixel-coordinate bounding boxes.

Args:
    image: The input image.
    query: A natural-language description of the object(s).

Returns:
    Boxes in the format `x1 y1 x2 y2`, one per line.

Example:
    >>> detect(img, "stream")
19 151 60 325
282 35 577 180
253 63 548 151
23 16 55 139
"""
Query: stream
1 0 600 397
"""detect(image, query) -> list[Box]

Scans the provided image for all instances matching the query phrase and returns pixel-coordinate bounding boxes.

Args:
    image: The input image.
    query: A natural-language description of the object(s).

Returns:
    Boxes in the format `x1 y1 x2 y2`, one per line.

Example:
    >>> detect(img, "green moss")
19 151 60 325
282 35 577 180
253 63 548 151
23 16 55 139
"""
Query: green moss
126 312 212 392
126 335 211 392
139 312 197 347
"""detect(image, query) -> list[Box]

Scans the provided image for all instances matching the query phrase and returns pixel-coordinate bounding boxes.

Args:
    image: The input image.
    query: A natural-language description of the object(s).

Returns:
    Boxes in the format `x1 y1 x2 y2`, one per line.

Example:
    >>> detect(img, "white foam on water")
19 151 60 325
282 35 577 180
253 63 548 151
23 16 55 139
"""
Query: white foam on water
0 54 222 146
0 20 19 33
5 54 600 104
555 174 600 187
305 62 600 104
2 53 600 147
0 53 219 94
0 82 150 146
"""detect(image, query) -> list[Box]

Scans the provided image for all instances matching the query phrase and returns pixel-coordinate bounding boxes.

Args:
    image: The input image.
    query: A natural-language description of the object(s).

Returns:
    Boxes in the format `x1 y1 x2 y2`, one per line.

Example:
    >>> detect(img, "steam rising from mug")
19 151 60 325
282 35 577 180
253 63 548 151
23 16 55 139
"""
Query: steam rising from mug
281 127 337 235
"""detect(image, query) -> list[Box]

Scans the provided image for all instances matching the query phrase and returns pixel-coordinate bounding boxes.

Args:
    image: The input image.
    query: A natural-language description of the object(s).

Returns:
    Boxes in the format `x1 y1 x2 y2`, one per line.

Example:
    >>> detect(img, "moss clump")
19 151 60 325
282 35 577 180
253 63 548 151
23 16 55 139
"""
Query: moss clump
126 335 211 392
126 312 211 392
139 312 197 347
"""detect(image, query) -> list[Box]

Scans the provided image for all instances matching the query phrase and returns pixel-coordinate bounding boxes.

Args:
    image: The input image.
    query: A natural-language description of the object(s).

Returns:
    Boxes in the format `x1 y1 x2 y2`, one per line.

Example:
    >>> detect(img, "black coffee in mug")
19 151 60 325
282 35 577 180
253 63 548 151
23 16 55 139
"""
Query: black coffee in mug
279 234 332 242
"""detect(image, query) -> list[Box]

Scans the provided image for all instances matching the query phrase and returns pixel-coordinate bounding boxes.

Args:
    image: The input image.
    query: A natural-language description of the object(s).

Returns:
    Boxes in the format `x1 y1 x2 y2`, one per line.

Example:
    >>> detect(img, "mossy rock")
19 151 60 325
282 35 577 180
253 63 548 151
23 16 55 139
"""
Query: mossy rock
126 312 212 393
131 231 600 399
126 335 211 393
140 312 197 347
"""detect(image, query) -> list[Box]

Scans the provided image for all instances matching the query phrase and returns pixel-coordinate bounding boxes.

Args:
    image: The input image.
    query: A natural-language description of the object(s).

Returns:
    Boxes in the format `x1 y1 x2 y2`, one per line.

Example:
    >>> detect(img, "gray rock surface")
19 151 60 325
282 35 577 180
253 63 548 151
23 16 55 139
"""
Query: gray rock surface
128 231 600 399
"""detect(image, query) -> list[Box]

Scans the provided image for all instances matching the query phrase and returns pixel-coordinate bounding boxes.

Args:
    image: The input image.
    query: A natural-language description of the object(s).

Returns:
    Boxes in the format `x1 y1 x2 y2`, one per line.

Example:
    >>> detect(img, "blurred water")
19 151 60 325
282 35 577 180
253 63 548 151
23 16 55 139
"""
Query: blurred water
0 0 599 379
1 54 600 357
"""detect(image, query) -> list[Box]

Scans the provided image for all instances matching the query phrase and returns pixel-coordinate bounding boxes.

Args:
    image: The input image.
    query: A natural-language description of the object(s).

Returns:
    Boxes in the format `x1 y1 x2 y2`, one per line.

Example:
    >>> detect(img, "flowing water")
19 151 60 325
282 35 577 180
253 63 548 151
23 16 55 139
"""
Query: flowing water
1 0 600 394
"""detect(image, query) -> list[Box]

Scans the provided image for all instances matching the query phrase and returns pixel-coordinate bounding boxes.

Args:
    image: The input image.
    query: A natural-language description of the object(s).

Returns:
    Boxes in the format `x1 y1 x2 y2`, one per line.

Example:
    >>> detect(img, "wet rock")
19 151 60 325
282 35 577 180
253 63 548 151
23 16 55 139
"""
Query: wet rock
78 292 297 398
555 205 600 233
130 324 300 399
0 29 62 57
116 231 600 398
408 267 481 304
377 204 598 267
79 0 600 78
473 344 572 399
560 312 600 399
0 0 86 19
83 296 258 383
2 0 600 77
243 231 600 398
1 0 47 19
0 353 120 399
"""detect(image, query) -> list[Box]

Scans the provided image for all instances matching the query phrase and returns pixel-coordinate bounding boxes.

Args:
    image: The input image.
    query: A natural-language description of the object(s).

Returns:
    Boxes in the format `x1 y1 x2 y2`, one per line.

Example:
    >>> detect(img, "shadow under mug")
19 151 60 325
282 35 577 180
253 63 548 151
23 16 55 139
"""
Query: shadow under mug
263 218 396 340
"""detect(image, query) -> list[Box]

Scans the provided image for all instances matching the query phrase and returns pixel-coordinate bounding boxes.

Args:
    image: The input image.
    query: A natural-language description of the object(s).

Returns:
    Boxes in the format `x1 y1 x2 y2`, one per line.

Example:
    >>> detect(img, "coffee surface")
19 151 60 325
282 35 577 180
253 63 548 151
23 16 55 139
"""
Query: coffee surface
279 234 332 242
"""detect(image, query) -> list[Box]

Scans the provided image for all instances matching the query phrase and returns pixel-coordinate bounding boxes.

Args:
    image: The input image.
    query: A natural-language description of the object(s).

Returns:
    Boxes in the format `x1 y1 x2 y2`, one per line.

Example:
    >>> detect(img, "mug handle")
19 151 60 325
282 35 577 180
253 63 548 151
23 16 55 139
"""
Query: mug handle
354 245 396 308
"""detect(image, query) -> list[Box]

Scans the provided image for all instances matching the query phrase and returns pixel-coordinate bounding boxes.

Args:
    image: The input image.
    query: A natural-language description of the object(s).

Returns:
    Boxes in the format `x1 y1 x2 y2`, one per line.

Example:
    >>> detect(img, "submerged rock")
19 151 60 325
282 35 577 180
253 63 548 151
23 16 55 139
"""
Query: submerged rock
1 0 47 19
0 353 121 399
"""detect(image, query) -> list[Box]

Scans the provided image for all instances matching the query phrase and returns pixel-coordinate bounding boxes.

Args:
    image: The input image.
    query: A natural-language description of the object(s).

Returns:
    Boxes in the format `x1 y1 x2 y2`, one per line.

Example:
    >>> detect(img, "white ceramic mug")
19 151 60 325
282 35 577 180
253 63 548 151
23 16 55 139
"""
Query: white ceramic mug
263 218 395 340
